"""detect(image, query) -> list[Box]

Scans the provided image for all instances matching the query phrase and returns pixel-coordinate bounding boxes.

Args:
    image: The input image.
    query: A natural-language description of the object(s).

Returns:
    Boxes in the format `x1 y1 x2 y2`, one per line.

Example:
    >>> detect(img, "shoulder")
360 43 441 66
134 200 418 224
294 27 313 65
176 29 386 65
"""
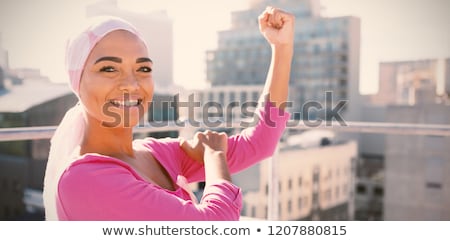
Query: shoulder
59 154 138 189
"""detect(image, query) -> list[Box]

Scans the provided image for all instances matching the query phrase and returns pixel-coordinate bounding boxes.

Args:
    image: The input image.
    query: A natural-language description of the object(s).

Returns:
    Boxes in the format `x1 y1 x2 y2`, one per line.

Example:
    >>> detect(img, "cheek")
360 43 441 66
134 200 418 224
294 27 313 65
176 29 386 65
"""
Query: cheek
79 75 107 111
142 78 154 99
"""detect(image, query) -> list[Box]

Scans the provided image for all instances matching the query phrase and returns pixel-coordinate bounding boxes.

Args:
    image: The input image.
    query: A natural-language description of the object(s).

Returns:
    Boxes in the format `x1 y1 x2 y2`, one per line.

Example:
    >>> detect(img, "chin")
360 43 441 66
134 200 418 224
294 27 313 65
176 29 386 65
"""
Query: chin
100 103 146 128
100 113 144 128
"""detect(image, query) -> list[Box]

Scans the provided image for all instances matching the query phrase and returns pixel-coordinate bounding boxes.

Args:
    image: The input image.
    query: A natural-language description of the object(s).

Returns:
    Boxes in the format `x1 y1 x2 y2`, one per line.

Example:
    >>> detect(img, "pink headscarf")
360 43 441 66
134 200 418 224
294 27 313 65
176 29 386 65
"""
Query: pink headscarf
43 16 148 220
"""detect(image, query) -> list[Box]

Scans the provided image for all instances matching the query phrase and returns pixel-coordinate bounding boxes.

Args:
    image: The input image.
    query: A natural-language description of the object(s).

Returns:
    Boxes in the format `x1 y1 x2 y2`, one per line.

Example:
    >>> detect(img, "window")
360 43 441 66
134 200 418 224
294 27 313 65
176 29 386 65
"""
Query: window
252 91 259 102
426 159 443 189
312 193 319 204
313 168 320 183
229 92 235 102
373 186 384 196
219 92 224 105
240 91 247 104
278 202 282 214
335 186 340 199
426 183 442 189
356 184 366 194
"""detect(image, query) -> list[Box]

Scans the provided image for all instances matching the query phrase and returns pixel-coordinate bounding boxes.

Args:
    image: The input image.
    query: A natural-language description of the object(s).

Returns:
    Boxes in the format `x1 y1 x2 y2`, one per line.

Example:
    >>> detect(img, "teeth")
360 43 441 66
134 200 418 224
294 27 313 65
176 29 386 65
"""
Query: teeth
110 99 141 107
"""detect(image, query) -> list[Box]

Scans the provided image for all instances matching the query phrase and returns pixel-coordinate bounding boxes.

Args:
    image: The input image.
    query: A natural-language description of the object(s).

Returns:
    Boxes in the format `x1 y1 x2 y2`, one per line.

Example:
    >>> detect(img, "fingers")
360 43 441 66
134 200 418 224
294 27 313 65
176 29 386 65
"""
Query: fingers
268 7 282 29
259 6 295 30
258 8 270 31
201 130 227 141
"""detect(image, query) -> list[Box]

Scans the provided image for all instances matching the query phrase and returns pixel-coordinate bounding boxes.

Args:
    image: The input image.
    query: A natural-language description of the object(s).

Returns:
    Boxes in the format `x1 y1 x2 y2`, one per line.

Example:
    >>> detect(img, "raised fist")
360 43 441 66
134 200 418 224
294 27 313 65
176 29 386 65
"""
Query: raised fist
258 6 295 46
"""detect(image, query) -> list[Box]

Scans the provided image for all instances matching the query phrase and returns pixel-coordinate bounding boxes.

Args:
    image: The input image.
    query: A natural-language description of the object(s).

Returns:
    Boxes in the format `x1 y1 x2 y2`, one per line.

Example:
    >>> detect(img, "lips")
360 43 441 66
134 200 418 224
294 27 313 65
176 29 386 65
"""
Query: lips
109 99 143 107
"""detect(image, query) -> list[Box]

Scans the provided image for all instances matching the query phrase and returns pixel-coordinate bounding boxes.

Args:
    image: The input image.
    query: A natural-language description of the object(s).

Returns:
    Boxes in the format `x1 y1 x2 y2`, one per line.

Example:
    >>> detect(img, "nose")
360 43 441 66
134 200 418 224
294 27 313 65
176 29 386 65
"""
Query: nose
118 73 139 92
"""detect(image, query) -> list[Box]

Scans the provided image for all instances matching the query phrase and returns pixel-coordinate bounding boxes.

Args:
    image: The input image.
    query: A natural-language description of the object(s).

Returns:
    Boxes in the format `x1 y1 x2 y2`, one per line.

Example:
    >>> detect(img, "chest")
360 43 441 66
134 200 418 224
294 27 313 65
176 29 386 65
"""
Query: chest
128 151 176 191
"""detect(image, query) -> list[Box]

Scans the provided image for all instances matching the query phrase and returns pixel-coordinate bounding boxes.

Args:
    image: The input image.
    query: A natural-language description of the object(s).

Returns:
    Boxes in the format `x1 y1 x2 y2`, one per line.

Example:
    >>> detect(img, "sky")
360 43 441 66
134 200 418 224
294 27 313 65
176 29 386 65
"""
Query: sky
0 0 449 94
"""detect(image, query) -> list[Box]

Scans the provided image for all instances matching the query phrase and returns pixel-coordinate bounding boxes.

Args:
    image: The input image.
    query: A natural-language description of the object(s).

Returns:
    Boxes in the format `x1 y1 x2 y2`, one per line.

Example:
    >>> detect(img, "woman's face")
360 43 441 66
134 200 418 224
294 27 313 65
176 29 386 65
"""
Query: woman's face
79 30 153 128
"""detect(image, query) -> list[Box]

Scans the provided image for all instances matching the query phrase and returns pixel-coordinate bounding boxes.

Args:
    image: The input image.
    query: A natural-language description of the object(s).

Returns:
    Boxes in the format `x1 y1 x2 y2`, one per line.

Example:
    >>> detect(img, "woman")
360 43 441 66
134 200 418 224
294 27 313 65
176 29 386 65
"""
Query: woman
43 6 295 220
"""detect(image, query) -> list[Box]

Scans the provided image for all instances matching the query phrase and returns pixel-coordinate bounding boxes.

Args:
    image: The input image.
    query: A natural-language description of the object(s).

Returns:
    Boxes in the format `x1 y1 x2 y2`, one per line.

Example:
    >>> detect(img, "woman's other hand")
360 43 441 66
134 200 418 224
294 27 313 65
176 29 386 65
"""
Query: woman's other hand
180 130 228 164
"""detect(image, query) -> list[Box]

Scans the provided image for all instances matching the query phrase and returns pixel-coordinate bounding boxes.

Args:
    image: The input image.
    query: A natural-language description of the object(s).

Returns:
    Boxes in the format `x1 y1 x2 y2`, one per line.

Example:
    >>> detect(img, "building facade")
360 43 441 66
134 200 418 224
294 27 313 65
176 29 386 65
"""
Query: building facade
236 138 357 220
0 79 76 220
383 103 450 220
360 58 450 220
206 0 361 122
370 59 449 106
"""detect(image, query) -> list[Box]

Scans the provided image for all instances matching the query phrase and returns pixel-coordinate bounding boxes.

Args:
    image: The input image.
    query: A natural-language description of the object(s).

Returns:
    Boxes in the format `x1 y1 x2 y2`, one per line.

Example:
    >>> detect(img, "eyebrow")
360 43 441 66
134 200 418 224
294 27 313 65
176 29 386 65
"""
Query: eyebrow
95 56 122 64
136 57 153 63
94 56 152 64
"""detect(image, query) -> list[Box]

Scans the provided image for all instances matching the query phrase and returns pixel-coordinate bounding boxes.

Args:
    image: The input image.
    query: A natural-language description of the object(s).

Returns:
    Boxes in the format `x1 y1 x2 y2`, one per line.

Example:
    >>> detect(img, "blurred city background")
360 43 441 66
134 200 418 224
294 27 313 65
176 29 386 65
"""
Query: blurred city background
0 0 449 221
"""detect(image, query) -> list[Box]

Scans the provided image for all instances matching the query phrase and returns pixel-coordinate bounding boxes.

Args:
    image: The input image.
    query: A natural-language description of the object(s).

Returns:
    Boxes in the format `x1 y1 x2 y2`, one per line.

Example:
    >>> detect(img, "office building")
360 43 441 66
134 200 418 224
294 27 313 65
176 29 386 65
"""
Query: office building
236 135 357 220
206 0 361 122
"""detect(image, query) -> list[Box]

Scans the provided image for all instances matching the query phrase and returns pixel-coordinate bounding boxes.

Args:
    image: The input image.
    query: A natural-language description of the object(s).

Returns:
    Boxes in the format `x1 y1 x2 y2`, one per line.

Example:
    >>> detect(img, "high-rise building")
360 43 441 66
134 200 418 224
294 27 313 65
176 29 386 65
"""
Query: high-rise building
206 0 361 122
86 0 174 90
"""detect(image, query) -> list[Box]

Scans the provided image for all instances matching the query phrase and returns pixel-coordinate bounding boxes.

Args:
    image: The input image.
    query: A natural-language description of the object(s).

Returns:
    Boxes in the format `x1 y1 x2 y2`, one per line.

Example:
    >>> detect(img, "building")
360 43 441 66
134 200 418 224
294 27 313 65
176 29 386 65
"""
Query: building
86 0 174 90
234 132 357 220
370 59 448 106
0 78 76 220
359 58 450 220
184 85 264 125
206 0 361 122
383 102 450 220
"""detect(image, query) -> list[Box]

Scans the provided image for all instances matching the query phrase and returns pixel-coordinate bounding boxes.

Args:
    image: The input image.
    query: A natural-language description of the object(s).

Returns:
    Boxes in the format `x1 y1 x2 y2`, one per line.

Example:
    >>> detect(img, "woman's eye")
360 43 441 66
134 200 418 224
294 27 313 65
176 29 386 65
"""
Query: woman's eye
138 66 152 73
99 66 116 72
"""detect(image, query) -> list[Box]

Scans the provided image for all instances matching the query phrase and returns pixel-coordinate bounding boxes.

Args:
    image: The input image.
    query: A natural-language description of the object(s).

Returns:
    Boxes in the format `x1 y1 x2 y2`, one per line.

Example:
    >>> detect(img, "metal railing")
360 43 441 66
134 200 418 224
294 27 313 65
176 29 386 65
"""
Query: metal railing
1 121 450 220
1 121 450 142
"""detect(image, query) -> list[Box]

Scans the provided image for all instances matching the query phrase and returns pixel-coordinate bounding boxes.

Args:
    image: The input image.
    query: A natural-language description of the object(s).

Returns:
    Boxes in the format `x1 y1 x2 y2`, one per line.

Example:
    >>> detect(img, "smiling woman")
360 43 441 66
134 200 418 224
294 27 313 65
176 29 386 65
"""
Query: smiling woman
43 6 294 221
78 30 154 129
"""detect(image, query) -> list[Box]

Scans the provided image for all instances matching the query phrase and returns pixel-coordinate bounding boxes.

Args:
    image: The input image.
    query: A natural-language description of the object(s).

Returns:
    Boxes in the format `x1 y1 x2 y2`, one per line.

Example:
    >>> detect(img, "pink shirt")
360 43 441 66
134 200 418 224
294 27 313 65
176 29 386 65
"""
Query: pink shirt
57 103 290 220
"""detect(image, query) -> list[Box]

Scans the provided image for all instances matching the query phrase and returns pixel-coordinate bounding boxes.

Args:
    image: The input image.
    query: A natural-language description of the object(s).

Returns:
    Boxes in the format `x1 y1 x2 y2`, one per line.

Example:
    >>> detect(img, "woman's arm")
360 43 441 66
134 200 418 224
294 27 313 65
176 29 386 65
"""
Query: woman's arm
179 7 295 177
57 157 241 221
258 6 295 110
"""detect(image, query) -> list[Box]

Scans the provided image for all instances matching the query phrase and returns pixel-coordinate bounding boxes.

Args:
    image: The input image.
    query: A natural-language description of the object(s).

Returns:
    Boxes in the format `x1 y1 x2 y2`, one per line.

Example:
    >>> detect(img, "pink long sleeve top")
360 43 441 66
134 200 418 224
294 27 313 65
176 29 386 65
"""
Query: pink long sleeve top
56 103 290 220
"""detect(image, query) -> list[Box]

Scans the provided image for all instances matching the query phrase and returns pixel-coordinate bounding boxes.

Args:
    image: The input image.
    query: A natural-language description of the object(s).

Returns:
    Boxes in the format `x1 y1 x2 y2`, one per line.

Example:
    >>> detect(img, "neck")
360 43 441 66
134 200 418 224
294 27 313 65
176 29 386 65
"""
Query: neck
80 114 135 159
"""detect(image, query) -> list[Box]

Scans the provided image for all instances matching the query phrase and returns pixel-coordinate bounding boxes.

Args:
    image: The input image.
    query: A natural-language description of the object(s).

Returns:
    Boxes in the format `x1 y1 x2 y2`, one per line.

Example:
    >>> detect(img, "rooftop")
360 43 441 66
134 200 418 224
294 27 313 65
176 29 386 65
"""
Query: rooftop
0 79 72 113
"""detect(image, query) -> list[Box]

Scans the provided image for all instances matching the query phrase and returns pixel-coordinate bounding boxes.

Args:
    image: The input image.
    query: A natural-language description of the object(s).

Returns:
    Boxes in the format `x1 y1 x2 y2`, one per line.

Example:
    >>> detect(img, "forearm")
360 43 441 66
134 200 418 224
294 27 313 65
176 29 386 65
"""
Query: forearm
261 44 293 110
204 149 231 184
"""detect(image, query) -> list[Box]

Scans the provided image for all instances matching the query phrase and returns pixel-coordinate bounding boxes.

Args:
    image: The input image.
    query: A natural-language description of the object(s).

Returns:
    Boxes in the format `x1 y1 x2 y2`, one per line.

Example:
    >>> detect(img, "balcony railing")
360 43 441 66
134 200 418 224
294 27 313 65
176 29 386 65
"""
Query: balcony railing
1 121 450 142
1 121 450 220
